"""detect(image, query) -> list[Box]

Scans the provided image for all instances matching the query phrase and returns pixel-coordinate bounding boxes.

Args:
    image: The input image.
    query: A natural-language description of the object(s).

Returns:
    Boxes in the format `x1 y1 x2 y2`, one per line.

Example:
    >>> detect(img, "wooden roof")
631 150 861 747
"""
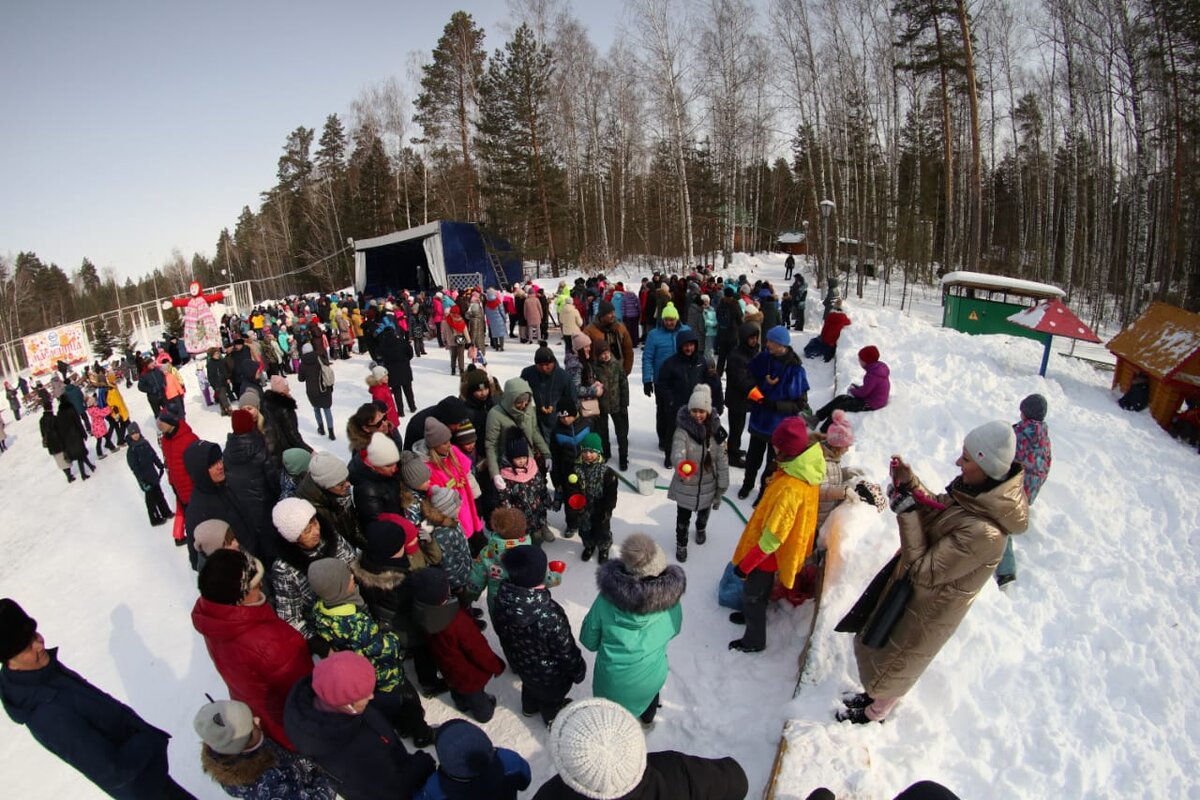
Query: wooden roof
1107 302 1200 386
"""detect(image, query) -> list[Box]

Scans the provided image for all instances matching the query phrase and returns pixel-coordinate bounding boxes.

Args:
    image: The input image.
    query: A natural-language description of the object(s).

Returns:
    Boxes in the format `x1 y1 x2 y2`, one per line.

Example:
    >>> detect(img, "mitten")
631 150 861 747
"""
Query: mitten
493 475 507 491
712 495 723 511
887 484 918 514
732 565 748 580
855 481 887 512
643 383 654 397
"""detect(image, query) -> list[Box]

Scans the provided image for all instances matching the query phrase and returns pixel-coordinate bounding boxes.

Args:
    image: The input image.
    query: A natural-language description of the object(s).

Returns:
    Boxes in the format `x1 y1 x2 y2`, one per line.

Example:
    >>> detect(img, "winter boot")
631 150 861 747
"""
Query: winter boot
728 452 746 469
695 526 707 545
581 546 595 562
676 545 688 562
840 691 874 710
317 426 326 436
540 526 556 543
737 483 752 500
619 456 628 472
597 547 610 564
64 469 76 483
563 529 578 539
835 706 880 725
328 429 336 441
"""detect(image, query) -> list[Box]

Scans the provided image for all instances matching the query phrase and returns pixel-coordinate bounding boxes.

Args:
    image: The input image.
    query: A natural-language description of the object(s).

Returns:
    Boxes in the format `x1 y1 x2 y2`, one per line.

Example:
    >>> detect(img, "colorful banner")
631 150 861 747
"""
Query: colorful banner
23 323 90 377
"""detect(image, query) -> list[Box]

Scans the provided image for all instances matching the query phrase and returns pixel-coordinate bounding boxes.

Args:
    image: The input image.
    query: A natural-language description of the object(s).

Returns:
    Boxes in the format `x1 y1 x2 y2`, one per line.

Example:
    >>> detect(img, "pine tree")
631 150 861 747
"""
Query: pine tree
78 258 101 295
477 23 559 265
90 320 119 359
415 11 487 219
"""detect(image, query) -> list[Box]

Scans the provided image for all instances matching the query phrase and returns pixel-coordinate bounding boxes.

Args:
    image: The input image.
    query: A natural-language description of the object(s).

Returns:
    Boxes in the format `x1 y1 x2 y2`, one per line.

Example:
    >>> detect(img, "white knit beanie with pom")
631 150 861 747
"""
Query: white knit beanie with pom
548 698 647 799
687 384 712 413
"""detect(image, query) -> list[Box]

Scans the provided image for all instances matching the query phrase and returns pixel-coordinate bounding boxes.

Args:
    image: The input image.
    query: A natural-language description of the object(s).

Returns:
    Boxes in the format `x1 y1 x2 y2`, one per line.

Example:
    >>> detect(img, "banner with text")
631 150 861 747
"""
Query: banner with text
23 323 90 376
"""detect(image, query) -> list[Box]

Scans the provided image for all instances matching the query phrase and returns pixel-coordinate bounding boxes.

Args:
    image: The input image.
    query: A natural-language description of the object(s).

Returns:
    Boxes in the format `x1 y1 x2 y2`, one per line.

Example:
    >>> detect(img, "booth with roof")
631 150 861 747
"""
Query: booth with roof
940 271 1065 341
353 221 523 298
1106 303 1200 431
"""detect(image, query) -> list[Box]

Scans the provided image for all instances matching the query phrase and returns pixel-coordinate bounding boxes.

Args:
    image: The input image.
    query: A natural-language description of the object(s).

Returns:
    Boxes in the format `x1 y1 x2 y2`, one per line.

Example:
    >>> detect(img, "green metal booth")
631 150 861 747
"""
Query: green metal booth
940 271 1065 341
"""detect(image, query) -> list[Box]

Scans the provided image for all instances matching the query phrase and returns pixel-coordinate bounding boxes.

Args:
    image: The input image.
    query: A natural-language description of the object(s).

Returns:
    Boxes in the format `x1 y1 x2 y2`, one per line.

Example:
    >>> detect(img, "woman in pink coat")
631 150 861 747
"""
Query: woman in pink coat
418 417 484 537
430 292 447 348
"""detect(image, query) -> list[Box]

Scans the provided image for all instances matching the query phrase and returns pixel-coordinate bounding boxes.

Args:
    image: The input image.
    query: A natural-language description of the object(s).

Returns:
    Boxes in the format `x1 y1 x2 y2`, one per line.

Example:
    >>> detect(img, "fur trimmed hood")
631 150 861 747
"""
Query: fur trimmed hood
200 742 278 786
349 558 408 591
596 560 686 615
675 404 719 443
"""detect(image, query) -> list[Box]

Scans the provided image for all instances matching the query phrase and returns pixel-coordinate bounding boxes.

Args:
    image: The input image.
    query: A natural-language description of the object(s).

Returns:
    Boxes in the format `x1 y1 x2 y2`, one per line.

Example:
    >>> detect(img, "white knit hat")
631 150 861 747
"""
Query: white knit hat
548 698 647 799
371 365 388 382
365 432 400 467
272 497 316 542
963 420 1017 481
687 384 712 413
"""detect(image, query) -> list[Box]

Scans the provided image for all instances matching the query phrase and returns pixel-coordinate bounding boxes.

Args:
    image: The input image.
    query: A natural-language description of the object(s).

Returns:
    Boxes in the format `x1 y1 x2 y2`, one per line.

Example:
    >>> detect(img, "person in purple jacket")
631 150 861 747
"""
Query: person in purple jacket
813 346 890 432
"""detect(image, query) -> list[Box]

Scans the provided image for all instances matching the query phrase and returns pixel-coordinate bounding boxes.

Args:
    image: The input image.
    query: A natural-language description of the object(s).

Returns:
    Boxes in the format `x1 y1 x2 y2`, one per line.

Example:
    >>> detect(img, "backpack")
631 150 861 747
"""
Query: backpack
318 358 336 392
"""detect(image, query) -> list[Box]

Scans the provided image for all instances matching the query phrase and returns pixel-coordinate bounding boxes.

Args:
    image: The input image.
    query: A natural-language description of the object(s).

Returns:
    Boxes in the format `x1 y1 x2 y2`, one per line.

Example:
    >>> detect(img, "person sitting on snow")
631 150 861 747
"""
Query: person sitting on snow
812 346 891 431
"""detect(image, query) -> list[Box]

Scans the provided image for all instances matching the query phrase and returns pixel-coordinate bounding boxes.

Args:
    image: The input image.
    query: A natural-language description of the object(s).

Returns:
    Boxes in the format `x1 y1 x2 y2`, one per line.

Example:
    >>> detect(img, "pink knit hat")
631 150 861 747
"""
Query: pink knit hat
312 651 376 707
825 410 855 448
269 375 290 395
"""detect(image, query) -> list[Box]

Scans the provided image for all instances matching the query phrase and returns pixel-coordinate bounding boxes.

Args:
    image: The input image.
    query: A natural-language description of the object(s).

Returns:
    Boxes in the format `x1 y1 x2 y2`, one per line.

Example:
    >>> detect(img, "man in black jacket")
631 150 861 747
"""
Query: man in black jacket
184 441 268 569
0 599 192 799
655 330 712 468
724 323 761 468
520 345 576 445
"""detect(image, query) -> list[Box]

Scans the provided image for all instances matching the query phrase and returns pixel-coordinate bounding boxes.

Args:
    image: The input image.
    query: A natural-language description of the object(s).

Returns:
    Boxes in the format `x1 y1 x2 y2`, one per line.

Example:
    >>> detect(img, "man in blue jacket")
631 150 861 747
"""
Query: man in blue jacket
0 599 191 799
641 302 691 458
738 326 811 501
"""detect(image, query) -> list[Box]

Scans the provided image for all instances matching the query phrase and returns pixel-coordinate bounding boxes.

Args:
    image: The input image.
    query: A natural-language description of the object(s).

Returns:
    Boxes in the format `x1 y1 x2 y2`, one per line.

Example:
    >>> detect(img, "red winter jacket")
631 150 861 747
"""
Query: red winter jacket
424 607 505 694
191 597 313 750
160 420 199 504
818 311 852 347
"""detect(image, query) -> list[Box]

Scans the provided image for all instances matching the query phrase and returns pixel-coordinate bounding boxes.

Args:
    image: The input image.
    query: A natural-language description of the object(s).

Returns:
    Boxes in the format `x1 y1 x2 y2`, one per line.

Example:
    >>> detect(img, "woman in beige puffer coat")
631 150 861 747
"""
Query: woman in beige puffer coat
839 420 1028 724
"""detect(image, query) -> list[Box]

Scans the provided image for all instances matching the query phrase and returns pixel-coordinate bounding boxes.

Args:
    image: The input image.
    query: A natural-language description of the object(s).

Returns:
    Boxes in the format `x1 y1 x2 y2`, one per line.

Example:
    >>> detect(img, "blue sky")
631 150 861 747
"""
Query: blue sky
0 1 617 282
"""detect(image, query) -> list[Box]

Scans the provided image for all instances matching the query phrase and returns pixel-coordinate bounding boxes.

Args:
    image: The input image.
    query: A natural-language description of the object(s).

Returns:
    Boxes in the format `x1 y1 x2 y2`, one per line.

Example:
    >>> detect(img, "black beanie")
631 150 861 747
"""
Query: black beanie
501 545 547 589
0 599 37 662
198 550 253 606
409 567 451 605
534 345 556 365
598 299 615 317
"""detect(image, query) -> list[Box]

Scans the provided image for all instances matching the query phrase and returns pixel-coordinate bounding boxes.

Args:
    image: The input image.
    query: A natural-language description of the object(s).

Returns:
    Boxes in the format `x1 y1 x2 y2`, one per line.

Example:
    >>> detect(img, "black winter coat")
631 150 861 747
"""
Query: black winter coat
284 676 434 800
725 326 761 412
519 364 576 442
206 356 231 393
184 441 266 562
349 458 404 529
125 438 164 489
531 751 749 800
260 391 311 470
0 650 176 800
297 351 334 408
223 430 281 564
492 582 585 691
137 368 166 401
376 327 414 386
350 557 423 649
40 411 64 455
656 332 708 416
56 404 88 461
229 350 260 396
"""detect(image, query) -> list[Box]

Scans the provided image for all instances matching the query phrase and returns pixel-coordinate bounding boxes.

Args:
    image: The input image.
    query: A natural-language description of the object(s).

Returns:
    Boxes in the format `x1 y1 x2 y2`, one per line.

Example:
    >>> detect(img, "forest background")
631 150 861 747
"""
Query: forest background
1 0 1196 346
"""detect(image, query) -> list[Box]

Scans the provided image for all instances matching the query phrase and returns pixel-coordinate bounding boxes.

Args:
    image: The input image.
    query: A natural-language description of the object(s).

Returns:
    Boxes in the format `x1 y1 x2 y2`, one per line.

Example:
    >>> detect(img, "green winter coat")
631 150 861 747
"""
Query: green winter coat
484 377 551 480
580 560 686 716
312 601 408 693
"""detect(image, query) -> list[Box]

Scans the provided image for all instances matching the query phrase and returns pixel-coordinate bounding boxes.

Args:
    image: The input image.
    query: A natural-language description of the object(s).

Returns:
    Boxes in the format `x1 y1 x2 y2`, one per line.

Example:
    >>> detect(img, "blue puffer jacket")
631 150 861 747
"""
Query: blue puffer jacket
747 348 810 438
491 582 586 690
641 322 692 386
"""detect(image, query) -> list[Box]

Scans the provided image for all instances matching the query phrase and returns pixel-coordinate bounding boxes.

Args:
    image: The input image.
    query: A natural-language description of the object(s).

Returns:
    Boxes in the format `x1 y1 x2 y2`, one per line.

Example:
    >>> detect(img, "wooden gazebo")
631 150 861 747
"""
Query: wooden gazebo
1106 302 1200 430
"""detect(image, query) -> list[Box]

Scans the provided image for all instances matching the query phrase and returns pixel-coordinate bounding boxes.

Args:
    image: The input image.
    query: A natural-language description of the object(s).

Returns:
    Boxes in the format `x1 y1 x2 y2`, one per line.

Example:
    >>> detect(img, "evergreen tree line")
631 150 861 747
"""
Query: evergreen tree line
2 0 1196 347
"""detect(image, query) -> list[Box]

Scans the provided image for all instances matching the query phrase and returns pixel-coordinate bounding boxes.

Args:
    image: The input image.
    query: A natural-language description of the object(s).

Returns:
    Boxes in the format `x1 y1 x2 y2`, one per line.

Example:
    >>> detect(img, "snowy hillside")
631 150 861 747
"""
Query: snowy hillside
1 254 1197 800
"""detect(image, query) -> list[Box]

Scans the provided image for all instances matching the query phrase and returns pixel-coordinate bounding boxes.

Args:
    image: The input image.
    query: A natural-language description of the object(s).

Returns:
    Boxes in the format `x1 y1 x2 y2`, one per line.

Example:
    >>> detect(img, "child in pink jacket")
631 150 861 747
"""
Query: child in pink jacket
420 417 484 538
85 395 117 460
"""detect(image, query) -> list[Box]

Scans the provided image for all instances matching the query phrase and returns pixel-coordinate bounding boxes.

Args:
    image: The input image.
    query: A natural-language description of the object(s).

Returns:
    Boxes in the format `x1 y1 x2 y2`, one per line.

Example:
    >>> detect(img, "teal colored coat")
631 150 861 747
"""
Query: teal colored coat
580 560 686 716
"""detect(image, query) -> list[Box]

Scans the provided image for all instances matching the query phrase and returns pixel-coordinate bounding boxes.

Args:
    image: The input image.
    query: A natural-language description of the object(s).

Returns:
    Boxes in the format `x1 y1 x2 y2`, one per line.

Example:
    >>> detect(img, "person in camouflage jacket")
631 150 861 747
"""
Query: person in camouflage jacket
469 508 563 617
491 545 585 726
308 558 434 747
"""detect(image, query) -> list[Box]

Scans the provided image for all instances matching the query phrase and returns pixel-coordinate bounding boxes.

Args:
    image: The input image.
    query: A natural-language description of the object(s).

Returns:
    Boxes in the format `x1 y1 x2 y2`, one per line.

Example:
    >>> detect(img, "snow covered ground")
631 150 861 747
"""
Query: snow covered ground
1 253 1197 799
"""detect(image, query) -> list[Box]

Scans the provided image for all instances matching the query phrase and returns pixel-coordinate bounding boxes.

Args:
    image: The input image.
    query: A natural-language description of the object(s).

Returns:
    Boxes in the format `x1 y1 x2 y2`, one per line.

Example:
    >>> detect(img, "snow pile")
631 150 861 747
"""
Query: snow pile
1 257 1197 800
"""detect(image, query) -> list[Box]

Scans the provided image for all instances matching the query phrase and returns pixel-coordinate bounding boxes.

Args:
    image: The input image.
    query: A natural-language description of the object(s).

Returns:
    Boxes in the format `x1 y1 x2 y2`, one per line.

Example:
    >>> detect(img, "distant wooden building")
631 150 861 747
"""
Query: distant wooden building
775 231 808 256
1106 303 1200 431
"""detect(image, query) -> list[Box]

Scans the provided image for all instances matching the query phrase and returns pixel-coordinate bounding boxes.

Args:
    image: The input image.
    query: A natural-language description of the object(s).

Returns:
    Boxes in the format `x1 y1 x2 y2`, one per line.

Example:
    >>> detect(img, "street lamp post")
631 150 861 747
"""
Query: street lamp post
819 199 836 287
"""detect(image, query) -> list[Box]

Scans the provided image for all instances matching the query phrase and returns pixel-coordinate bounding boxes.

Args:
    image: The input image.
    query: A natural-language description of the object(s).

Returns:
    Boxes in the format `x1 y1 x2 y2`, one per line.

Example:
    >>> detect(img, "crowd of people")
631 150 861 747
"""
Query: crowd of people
0 265 1054 800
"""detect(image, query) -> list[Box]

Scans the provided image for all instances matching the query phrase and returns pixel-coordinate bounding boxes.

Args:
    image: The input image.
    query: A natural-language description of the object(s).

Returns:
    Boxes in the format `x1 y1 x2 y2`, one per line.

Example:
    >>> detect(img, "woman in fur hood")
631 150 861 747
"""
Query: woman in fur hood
580 534 686 724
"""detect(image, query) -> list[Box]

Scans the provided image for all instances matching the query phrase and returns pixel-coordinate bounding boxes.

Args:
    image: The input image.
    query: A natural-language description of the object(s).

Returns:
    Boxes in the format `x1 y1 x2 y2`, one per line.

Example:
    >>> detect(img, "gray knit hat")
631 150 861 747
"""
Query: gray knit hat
963 421 1017 481
424 417 452 448
399 451 432 490
307 558 352 604
237 390 260 410
430 485 462 518
194 700 255 755
1019 394 1048 422
619 533 667 578
308 451 349 489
